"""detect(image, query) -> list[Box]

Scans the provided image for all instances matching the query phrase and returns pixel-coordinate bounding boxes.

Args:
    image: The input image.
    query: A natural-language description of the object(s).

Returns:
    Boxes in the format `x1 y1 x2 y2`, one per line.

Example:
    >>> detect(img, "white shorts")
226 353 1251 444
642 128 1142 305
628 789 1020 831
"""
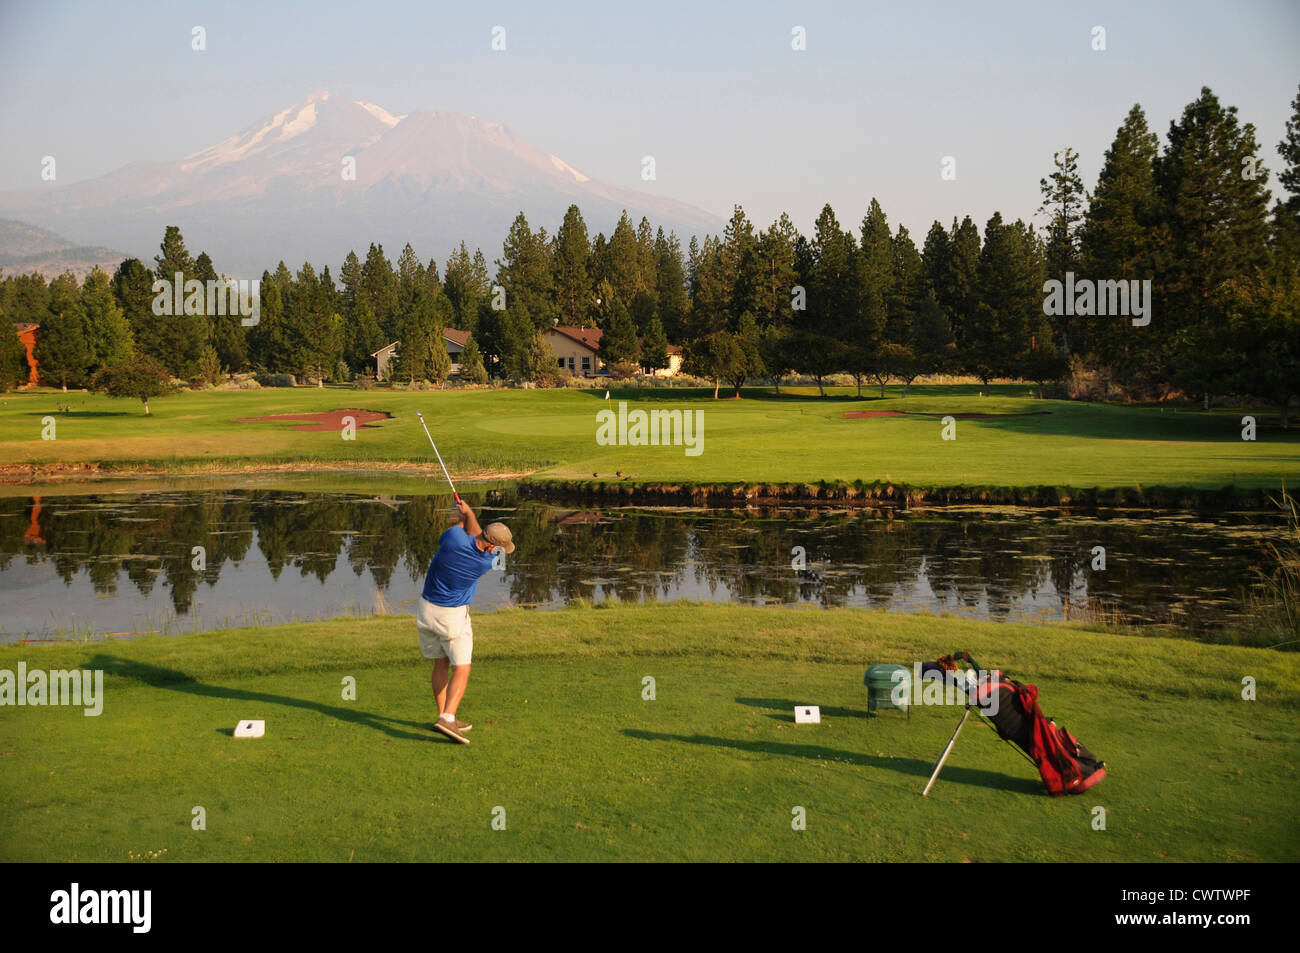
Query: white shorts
416 598 473 665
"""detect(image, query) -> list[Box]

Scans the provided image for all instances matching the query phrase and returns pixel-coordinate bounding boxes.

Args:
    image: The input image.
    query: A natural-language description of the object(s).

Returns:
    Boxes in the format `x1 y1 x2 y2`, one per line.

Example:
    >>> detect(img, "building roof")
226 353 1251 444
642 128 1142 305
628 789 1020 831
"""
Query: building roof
369 340 400 357
13 322 38 334
547 325 602 352
443 328 470 348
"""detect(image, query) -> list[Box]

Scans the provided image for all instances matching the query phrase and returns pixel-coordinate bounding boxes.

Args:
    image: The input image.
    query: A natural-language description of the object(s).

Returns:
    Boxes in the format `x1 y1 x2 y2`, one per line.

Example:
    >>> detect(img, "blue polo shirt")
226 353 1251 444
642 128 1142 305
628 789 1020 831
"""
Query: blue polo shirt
423 526 497 607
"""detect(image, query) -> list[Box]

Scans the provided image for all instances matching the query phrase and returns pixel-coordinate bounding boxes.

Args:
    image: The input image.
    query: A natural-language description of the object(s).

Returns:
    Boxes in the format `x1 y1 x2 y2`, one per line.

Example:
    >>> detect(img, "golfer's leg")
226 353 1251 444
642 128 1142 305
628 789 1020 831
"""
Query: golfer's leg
432 658 450 714
443 664 471 717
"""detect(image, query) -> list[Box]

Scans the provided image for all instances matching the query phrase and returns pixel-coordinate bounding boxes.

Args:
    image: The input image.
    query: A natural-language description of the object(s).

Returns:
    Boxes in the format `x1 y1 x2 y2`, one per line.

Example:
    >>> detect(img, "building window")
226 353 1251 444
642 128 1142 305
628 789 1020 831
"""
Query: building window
557 357 565 368
568 357 575 370
581 356 591 371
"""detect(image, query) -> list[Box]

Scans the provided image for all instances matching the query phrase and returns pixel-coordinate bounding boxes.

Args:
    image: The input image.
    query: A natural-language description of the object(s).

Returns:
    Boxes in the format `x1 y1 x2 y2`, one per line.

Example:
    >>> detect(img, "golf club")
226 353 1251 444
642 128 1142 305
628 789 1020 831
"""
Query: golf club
414 410 462 504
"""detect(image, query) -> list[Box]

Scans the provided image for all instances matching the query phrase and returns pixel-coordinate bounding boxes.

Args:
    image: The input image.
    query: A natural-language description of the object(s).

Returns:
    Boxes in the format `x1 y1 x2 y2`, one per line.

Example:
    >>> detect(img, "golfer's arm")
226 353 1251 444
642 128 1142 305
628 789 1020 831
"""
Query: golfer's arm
461 506 483 538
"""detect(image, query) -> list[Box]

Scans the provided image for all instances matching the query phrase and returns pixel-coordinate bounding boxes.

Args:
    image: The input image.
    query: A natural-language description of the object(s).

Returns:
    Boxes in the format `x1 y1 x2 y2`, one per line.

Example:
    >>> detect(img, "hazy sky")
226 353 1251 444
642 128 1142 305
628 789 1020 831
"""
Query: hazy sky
1 0 1297 244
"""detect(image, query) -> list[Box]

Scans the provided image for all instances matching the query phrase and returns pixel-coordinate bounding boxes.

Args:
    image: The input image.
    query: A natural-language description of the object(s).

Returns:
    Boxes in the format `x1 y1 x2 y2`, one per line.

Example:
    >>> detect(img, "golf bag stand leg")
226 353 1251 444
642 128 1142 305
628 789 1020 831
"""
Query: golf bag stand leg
922 705 973 797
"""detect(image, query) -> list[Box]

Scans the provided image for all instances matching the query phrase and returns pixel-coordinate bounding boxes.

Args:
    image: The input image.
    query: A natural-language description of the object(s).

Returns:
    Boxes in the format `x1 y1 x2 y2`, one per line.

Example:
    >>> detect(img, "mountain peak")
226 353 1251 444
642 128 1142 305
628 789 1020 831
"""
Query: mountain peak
0 91 722 275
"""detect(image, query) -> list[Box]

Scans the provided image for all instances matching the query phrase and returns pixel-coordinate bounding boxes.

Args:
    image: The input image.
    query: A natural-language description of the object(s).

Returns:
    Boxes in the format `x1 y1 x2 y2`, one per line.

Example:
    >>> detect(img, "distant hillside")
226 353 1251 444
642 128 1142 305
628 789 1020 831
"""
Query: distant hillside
0 90 722 276
0 220 127 281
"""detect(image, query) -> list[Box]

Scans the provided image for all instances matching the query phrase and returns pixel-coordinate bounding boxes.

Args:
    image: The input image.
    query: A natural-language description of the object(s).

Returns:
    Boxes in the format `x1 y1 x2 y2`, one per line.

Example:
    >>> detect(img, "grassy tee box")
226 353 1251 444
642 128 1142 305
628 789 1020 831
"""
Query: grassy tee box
1 603 1297 862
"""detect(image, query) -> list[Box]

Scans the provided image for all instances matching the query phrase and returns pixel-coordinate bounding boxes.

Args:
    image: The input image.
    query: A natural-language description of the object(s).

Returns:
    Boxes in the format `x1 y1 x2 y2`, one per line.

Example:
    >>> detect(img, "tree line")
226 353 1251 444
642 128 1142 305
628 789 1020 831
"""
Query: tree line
2 85 1297 421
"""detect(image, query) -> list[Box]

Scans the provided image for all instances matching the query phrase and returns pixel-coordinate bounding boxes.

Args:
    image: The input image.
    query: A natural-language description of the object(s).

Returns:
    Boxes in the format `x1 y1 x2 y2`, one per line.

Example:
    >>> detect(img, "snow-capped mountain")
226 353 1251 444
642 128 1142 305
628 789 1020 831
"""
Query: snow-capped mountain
0 91 721 276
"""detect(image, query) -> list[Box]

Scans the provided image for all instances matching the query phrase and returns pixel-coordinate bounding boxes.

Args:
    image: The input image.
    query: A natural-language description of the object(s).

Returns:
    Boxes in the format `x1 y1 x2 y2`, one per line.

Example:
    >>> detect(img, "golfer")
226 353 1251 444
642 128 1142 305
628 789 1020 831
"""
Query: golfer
418 499 514 744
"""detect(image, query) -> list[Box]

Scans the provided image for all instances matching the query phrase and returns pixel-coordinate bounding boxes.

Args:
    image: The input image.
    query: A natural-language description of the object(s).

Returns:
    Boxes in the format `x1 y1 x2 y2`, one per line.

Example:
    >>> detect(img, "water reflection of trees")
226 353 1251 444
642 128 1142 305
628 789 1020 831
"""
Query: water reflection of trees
0 493 1270 627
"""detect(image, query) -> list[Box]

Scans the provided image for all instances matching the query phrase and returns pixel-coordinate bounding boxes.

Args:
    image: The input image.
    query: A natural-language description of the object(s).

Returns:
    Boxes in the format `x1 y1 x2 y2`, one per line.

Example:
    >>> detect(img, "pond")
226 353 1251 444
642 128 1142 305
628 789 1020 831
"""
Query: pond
0 488 1283 641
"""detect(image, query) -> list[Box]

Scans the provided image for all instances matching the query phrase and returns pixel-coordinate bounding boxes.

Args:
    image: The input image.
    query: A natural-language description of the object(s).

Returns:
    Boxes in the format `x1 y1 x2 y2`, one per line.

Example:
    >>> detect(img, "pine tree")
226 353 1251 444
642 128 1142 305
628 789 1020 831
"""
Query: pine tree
722 312 765 396
428 327 452 383
1278 84 1300 218
291 262 341 384
756 213 799 332
598 299 639 368
360 243 399 342
1272 86 1300 268
37 272 91 389
391 284 437 382
458 334 489 384
629 289 657 336
247 272 289 372
497 213 556 330
968 213 1036 393
1156 87 1272 402
443 242 490 333
1080 104 1161 386
856 198 893 396
152 226 205 376
0 304 29 390
194 251 246 371
640 314 670 375
635 216 658 293
396 243 424 310
603 211 642 304
112 259 158 364
1038 146 1089 355
654 229 690 343
500 303 548 382
790 204 855 395
4 272 49 325
342 298 382 373
908 285 955 393
80 266 133 370
339 250 363 314
553 205 591 325
945 217 982 365
720 205 762 324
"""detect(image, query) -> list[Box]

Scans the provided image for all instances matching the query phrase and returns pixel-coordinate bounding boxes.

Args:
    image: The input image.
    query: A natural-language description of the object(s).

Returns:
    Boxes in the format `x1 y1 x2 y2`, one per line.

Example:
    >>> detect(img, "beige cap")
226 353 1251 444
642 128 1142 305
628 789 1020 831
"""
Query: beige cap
482 522 515 554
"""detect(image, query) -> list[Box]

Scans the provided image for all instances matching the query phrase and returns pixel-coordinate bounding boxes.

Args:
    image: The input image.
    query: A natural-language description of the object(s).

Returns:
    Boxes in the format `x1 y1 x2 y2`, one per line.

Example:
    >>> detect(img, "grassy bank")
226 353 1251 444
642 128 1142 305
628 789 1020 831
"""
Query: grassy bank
1 386 1296 501
1 604 1296 862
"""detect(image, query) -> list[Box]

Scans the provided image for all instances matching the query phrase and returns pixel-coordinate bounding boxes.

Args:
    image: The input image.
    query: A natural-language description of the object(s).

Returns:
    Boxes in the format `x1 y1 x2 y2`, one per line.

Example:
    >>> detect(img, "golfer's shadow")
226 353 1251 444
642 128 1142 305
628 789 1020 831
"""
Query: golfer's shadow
88 654 433 742
623 729 1042 795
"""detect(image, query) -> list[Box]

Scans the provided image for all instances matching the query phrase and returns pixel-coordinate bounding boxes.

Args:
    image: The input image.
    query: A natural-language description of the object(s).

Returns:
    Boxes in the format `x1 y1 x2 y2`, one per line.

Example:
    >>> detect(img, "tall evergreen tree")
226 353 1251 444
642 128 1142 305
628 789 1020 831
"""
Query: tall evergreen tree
598 298 639 368
719 205 762 324
1037 146 1089 355
756 213 799 332
112 259 157 363
790 204 855 395
79 266 133 370
1155 87 1272 402
856 199 893 396
152 226 205 376
553 205 591 325
602 211 642 304
37 272 91 389
458 333 489 384
360 243 399 342
639 314 670 375
654 229 690 342
945 216 982 365
497 213 556 330
1272 86 1300 268
1080 105 1161 385
442 242 490 333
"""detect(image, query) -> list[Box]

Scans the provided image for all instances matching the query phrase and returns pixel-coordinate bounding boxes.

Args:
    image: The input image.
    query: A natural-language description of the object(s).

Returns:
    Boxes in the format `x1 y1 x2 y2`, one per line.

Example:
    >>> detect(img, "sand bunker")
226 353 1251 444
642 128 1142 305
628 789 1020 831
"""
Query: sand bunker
237 409 392 431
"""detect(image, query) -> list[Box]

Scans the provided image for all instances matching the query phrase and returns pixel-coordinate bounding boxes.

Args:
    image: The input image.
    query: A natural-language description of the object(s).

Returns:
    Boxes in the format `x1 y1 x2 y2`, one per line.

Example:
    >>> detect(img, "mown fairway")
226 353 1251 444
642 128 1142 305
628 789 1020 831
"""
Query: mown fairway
1 603 1296 862
1 383 1297 491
